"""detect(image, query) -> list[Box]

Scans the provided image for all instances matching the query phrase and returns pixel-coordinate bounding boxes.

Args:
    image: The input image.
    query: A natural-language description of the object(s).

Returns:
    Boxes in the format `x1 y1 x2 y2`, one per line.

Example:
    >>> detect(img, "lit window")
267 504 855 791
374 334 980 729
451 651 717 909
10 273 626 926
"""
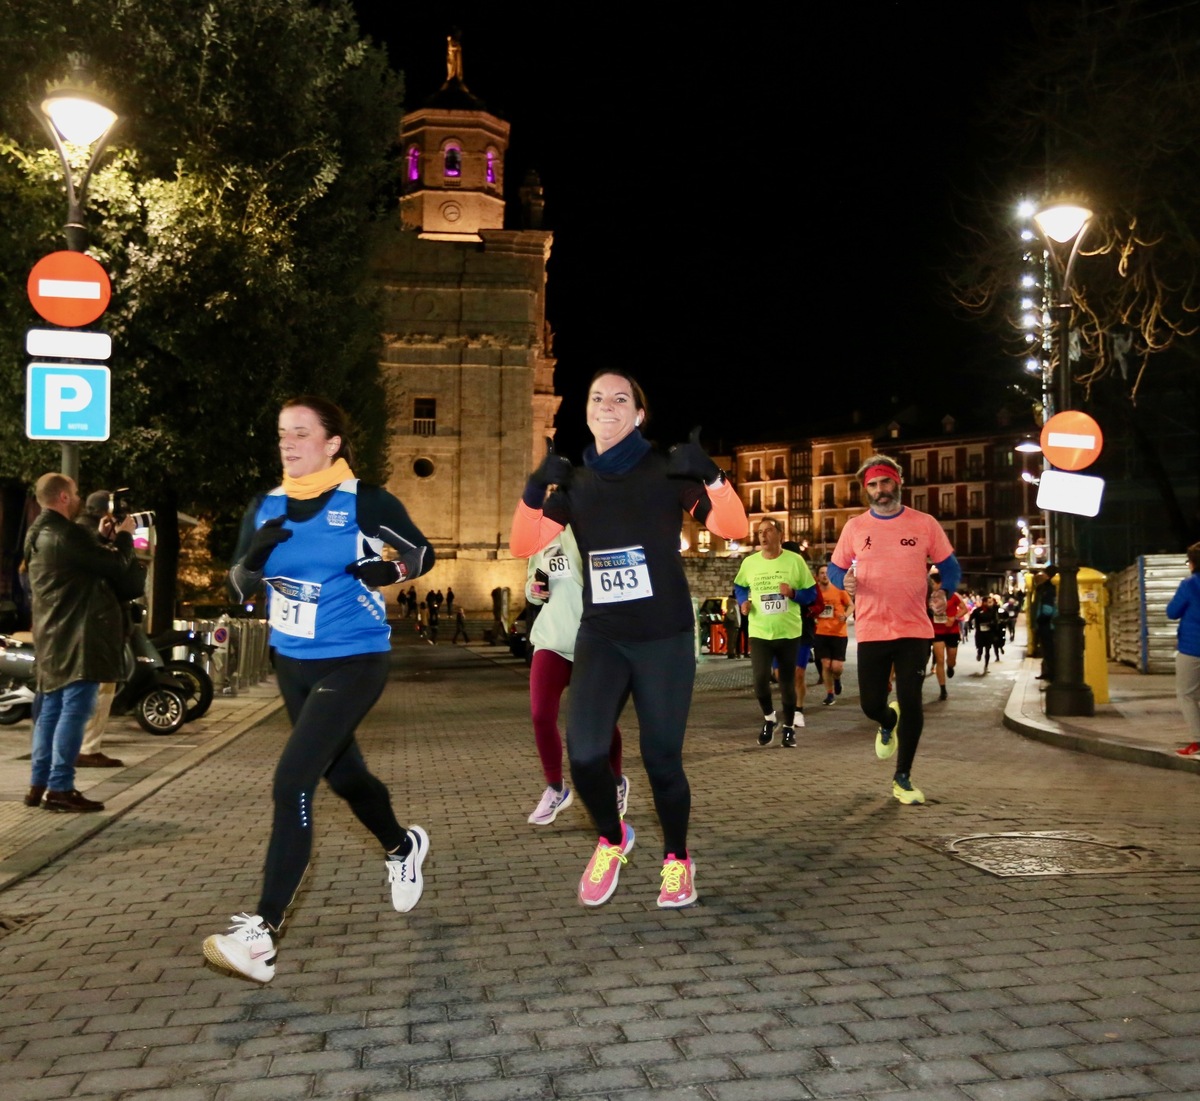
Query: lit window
444 144 462 178
486 149 496 184
407 146 420 181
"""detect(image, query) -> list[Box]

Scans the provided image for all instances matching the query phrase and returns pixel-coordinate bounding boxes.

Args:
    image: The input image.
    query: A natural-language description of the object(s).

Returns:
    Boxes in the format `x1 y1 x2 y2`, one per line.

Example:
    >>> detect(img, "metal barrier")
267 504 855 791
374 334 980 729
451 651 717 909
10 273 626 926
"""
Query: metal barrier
171 615 273 695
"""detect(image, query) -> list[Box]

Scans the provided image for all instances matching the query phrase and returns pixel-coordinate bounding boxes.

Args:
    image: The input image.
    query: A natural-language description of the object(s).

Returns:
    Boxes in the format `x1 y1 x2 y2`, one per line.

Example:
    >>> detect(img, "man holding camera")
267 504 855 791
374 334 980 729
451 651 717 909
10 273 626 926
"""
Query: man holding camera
24 474 144 812
74 490 134 768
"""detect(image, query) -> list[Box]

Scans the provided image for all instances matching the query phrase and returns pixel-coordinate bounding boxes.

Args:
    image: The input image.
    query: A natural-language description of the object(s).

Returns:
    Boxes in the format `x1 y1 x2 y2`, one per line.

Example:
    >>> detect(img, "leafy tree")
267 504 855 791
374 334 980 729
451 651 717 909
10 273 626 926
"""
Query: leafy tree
948 0 1200 550
0 0 401 629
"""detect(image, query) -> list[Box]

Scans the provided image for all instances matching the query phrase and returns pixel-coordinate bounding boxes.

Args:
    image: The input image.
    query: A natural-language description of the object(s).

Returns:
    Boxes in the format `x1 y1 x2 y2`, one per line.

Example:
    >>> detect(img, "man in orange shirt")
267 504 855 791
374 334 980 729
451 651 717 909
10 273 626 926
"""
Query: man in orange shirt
828 455 960 805
813 564 853 706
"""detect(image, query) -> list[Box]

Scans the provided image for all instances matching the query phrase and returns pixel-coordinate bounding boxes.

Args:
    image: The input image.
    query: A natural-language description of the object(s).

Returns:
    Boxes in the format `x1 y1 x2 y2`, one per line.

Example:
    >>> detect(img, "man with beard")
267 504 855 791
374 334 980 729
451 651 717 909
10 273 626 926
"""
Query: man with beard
827 455 960 805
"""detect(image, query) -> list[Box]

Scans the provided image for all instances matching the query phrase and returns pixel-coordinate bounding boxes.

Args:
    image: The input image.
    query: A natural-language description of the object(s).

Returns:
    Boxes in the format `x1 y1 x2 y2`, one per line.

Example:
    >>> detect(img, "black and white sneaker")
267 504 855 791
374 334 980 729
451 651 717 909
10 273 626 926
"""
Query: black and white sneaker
758 719 776 747
781 727 796 749
387 825 429 913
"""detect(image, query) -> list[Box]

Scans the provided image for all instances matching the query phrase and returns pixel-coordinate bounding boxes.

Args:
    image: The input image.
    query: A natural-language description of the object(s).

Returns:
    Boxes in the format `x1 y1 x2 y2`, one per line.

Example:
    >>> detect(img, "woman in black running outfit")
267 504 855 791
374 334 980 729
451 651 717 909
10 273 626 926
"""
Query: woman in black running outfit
511 371 747 909
202 396 435 983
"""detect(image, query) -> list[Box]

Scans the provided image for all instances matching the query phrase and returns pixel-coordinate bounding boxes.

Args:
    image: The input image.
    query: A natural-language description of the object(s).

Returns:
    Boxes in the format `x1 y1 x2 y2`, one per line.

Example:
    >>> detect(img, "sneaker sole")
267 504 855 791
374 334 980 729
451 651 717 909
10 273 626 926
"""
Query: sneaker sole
657 887 698 909
202 937 275 983
528 788 573 825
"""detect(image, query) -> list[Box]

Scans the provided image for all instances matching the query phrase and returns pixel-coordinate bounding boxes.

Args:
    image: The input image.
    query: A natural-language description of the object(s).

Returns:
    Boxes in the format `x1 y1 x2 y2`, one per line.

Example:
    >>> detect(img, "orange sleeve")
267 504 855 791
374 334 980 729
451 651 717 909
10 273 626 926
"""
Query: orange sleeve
509 501 566 558
695 478 748 540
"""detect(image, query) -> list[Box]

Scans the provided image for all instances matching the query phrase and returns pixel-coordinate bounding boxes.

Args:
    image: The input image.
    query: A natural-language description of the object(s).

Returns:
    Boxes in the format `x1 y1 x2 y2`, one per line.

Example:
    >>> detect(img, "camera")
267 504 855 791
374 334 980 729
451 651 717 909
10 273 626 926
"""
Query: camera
109 488 154 528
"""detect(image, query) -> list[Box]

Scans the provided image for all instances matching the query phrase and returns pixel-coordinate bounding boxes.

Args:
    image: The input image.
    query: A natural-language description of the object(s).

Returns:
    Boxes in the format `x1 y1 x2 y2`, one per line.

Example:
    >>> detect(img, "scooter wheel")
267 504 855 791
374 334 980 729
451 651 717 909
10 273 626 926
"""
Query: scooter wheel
0 702 31 725
137 686 187 735
164 660 214 722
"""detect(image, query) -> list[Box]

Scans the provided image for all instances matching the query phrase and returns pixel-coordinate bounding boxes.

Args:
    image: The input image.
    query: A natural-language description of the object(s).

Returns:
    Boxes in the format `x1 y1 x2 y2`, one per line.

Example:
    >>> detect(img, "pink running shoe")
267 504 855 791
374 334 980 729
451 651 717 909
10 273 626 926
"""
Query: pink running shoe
657 854 698 909
578 821 635 907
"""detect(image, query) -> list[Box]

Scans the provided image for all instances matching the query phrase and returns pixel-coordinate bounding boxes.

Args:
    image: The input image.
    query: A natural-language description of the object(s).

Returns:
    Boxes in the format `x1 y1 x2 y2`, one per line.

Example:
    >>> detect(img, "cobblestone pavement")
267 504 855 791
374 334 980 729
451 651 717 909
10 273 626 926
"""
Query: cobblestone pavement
1 629 1199 1101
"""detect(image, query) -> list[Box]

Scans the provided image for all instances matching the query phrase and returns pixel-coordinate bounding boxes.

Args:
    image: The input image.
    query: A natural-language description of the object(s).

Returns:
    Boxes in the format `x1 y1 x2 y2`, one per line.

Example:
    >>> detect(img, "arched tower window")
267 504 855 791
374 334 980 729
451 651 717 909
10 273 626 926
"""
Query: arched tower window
406 146 420 182
443 143 462 178
486 149 496 185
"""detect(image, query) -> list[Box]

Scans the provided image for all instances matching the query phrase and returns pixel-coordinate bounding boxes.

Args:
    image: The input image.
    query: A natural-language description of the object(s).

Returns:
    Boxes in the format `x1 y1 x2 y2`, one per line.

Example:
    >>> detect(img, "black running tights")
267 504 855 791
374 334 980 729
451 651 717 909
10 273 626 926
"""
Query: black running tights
749 635 800 725
856 637 931 777
258 652 404 928
566 627 694 858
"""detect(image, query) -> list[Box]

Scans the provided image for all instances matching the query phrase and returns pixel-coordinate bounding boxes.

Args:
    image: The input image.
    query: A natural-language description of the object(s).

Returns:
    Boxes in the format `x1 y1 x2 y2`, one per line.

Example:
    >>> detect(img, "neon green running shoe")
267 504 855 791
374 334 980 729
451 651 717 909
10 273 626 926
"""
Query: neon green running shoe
874 703 899 760
892 771 925 805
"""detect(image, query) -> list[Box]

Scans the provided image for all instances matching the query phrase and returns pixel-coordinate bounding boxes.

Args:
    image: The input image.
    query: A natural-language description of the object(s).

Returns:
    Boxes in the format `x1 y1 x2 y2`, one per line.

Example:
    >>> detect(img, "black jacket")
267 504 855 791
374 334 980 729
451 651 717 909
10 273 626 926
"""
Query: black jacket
24 509 145 691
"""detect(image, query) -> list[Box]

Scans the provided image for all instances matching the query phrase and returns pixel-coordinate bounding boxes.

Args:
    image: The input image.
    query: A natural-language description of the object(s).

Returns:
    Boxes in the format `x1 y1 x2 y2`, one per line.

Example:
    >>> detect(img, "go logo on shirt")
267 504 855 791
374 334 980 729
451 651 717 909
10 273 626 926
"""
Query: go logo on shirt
900 537 918 546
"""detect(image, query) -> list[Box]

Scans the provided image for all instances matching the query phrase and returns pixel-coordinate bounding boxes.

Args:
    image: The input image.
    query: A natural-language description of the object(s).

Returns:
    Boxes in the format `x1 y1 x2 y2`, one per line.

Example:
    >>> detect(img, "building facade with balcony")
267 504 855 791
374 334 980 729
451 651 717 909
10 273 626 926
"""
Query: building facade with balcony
732 414 1042 590
732 441 814 549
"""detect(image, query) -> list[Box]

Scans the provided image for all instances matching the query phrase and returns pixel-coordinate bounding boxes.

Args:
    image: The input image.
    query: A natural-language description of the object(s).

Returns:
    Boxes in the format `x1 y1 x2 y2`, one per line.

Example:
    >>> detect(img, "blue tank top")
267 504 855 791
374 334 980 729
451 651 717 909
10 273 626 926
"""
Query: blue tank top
255 480 391 660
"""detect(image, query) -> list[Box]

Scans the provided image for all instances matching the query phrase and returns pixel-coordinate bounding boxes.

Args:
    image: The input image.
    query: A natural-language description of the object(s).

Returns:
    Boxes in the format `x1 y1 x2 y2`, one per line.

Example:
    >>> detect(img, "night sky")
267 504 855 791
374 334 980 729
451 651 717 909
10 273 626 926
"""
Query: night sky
353 4 1032 458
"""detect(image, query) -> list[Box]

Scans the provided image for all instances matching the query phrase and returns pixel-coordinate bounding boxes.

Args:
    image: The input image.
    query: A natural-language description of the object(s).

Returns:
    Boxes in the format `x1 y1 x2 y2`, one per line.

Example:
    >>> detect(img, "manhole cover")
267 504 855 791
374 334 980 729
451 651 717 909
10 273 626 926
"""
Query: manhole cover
918 831 1189 877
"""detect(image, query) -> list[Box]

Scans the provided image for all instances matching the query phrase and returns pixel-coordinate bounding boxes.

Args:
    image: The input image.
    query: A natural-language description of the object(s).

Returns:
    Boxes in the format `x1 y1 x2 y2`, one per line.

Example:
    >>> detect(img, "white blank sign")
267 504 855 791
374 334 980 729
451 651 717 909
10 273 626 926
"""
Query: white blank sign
1037 469 1105 517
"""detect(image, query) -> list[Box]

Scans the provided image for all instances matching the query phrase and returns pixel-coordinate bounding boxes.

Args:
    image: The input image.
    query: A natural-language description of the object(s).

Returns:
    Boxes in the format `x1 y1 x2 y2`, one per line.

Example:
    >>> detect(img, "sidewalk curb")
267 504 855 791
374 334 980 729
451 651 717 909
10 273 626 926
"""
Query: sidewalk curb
1002 659 1200 775
0 694 284 894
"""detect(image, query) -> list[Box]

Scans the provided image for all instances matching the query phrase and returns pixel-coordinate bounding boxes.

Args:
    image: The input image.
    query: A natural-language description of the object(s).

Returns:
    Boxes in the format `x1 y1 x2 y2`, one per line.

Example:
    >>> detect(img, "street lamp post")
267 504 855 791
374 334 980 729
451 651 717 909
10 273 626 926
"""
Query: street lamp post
1033 200 1095 717
31 62 119 482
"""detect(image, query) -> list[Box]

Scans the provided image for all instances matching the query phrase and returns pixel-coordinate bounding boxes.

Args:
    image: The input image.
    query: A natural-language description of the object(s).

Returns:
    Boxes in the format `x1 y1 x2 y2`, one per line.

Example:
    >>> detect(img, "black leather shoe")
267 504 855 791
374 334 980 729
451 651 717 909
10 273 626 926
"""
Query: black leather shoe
76 752 124 768
41 789 105 813
24 785 46 807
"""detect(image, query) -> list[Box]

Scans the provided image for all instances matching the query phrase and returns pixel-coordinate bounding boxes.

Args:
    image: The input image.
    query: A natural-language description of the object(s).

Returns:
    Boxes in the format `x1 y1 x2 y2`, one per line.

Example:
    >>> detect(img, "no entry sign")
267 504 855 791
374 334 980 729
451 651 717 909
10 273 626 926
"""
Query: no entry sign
27 251 111 327
1040 410 1104 471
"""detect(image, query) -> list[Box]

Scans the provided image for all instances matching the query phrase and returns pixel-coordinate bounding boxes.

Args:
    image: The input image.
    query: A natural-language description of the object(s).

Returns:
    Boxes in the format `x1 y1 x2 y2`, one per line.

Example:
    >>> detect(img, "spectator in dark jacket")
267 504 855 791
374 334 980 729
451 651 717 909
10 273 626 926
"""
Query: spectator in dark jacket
24 474 144 813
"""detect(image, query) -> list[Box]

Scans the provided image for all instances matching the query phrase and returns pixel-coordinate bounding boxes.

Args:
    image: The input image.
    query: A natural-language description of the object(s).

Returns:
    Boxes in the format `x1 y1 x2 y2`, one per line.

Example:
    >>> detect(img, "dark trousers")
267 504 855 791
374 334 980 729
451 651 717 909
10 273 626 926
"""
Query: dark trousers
258 652 403 929
567 628 694 857
1037 622 1055 679
749 635 800 726
856 637 931 777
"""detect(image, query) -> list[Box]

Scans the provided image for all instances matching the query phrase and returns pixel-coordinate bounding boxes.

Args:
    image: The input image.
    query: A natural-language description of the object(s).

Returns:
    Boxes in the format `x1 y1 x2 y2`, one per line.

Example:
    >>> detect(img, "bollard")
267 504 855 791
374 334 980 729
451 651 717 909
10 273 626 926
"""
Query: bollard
211 614 236 696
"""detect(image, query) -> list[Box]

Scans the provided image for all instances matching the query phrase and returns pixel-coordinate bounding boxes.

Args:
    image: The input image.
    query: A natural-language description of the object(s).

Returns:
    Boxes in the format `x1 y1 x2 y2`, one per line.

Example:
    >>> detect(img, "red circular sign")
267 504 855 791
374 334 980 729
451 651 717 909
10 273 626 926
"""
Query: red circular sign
27 251 111 327
1040 410 1104 471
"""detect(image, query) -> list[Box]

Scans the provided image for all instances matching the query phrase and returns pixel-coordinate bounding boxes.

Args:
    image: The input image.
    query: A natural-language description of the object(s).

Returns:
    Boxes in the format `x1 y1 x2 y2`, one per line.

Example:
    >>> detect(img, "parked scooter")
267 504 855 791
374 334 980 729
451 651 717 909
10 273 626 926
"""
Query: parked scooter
0 610 192 735
0 635 37 724
150 626 216 722
112 607 191 734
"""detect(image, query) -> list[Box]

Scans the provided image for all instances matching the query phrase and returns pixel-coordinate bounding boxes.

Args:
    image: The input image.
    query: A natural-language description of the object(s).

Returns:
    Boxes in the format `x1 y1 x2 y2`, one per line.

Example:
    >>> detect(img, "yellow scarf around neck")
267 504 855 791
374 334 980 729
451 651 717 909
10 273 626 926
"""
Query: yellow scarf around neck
281 457 355 500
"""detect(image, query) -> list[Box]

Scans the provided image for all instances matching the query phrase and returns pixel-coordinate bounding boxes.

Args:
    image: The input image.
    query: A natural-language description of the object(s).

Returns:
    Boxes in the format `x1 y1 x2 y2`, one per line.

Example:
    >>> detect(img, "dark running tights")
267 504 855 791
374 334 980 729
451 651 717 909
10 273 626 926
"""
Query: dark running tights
749 635 800 725
566 628 695 858
856 637 932 777
258 652 404 929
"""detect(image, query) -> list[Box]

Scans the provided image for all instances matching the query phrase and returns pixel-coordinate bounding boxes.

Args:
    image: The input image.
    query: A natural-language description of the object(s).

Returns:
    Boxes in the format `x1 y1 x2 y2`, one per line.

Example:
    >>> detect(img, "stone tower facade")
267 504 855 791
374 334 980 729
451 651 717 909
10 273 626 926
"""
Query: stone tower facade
371 37 559 613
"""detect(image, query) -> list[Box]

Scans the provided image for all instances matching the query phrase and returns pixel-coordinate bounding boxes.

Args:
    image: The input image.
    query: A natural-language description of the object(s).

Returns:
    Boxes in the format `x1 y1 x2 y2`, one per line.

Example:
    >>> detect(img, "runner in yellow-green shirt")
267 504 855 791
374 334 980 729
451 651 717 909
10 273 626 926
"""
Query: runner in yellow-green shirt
733 518 817 748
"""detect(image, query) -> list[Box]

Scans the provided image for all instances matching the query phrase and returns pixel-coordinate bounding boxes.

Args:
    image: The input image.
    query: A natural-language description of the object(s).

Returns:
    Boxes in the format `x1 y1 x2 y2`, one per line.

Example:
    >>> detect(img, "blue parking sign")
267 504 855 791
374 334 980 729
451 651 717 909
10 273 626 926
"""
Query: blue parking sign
26 363 111 441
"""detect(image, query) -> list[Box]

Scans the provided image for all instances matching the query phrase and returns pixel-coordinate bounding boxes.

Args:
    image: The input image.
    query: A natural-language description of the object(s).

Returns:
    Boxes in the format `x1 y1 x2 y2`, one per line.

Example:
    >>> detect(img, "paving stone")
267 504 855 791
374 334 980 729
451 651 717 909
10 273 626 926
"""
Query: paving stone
1049 1068 1162 1098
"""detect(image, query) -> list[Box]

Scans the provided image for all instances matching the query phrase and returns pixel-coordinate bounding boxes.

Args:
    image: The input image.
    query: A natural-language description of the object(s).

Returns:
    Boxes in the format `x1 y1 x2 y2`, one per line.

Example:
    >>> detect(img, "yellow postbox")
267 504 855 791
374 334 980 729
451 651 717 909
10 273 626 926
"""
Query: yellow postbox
1076 566 1109 704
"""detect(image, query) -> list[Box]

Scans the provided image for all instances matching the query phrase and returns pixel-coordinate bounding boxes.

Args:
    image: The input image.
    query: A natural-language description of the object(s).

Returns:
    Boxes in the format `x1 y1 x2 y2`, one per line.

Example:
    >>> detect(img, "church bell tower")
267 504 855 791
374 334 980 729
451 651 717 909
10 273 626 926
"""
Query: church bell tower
372 33 559 610
398 37 510 242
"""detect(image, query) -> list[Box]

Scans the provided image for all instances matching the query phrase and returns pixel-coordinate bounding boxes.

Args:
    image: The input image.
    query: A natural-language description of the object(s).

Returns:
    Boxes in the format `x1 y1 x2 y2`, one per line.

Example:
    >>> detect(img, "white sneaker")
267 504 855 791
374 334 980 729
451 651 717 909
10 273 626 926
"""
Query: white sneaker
616 774 630 819
202 913 277 983
528 785 573 825
386 825 429 912
794 712 806 728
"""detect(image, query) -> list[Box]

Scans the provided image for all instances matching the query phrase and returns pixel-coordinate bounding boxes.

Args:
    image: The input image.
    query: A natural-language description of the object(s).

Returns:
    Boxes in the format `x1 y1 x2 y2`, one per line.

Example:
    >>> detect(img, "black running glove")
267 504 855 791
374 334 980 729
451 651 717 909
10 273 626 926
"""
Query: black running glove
522 437 573 508
243 515 292 571
345 556 404 587
667 426 721 483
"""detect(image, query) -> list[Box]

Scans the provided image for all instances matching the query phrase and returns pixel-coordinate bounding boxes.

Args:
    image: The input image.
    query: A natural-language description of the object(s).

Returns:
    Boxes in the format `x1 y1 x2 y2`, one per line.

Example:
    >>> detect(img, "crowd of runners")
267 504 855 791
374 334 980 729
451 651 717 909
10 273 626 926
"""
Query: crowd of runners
15 385 1023 985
